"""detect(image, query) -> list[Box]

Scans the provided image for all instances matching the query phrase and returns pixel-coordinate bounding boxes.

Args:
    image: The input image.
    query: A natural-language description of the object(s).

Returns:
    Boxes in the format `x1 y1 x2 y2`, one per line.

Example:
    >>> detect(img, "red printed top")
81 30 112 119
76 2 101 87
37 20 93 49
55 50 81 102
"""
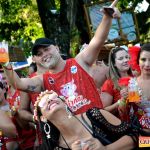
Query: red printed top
101 79 121 103
7 90 20 110
43 58 103 114
7 89 37 149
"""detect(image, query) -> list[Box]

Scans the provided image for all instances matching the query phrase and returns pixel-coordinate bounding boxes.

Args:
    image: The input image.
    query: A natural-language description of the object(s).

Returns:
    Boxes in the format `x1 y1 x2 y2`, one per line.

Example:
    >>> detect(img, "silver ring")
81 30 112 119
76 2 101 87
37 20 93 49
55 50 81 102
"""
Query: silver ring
81 141 86 149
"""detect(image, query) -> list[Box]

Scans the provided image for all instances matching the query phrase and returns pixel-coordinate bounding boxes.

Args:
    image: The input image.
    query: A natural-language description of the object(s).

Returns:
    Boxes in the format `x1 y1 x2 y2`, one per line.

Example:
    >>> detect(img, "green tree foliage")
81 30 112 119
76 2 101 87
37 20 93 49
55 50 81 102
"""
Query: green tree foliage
0 0 44 57
0 0 149 59
36 0 71 56
35 0 90 57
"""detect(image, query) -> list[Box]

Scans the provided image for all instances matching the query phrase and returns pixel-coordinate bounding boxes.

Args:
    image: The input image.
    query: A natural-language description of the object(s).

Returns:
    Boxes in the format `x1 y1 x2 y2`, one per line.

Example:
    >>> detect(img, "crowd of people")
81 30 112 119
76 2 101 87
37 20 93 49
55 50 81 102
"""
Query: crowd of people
0 0 149 149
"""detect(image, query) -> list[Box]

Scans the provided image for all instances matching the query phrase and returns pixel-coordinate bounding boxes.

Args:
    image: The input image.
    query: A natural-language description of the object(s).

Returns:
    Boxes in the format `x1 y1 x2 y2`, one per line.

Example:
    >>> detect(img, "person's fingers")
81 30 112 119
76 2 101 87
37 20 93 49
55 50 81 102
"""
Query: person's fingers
120 92 128 98
74 140 81 145
82 141 95 150
71 140 82 150
112 8 121 18
83 144 89 150
101 60 105 66
110 0 119 8
118 108 124 116
48 90 54 94
120 87 128 98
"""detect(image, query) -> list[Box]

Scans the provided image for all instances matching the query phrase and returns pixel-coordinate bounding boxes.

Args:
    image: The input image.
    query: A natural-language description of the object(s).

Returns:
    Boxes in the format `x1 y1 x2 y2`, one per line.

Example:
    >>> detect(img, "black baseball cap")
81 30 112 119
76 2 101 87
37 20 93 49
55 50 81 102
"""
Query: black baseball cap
32 37 56 56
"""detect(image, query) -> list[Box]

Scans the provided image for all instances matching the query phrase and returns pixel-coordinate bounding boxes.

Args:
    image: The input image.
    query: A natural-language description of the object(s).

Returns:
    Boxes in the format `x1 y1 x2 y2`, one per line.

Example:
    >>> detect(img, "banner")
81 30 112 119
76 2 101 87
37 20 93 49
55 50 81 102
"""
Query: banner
139 136 150 148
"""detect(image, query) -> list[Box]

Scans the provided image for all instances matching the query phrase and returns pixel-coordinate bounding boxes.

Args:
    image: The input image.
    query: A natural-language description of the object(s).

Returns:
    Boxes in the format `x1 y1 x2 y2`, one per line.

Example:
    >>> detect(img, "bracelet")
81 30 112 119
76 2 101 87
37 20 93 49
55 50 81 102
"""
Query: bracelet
2 62 12 70
117 98 126 106
10 107 17 116
32 115 36 123
117 99 121 105
1 62 9 67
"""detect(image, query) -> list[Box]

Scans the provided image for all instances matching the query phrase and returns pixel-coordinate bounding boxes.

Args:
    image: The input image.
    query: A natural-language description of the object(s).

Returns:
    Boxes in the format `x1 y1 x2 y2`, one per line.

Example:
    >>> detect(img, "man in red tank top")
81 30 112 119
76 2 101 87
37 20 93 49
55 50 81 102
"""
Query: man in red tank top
2 4 121 114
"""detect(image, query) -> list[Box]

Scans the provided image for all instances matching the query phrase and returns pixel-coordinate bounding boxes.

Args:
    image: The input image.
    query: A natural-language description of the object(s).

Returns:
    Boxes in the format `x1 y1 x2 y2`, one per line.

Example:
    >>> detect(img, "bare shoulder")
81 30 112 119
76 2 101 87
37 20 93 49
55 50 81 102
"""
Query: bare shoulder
75 43 94 66
75 56 91 74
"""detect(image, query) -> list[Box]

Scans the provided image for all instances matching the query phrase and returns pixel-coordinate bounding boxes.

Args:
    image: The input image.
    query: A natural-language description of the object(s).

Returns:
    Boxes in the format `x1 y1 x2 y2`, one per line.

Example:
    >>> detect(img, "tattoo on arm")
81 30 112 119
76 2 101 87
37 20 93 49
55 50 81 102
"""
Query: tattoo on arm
26 85 37 92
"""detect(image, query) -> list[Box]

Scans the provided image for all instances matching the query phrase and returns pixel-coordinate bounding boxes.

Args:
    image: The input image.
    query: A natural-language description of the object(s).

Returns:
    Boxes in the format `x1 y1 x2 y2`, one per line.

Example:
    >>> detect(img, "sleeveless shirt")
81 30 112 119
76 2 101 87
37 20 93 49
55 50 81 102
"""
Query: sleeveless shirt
43 58 103 114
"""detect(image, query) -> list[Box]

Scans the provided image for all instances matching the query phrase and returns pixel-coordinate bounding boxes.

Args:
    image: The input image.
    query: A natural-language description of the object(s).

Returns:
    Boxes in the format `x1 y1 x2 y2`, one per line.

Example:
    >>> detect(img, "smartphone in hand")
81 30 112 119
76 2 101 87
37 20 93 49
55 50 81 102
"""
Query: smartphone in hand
103 6 114 17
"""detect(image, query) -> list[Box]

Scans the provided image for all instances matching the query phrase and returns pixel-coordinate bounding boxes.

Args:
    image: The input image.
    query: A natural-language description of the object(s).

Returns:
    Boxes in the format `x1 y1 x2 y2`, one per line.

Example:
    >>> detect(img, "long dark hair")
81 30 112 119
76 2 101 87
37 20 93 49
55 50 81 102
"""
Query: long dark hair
36 107 60 150
29 62 37 72
0 81 7 99
0 81 4 89
108 47 132 90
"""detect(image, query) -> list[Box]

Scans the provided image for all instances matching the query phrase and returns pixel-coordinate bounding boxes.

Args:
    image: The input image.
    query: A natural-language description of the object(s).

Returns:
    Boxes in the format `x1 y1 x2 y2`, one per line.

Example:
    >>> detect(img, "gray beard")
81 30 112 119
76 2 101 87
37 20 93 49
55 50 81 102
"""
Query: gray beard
39 62 50 69
40 56 60 69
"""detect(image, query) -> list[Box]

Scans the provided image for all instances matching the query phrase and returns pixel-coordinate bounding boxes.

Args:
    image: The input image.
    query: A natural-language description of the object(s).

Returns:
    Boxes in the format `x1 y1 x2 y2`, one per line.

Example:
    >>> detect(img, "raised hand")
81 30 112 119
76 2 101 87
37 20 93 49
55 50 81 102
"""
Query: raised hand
120 87 128 99
102 0 120 19
110 0 119 8
82 138 105 150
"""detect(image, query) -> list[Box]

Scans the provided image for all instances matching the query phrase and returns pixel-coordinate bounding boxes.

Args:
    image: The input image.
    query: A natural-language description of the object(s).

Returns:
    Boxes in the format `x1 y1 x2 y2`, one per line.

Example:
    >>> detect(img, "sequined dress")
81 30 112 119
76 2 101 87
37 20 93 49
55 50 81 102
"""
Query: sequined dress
128 78 150 129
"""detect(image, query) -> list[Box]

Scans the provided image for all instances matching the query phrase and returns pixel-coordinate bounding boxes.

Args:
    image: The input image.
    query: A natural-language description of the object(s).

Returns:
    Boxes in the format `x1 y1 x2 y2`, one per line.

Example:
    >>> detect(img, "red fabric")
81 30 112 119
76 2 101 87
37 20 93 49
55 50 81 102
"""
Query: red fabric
43 58 103 114
29 72 37 78
101 79 121 103
29 92 39 106
11 117 36 149
29 72 42 145
28 72 40 105
7 90 20 109
118 77 130 87
0 136 7 150
7 88 37 149
128 46 141 73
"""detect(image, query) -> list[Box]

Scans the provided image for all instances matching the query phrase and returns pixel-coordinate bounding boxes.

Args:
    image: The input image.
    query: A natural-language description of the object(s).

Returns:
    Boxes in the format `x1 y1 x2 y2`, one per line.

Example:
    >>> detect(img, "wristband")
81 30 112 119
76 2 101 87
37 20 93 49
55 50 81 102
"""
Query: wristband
1 62 9 67
117 98 126 106
2 62 12 70
117 99 121 105
32 115 36 123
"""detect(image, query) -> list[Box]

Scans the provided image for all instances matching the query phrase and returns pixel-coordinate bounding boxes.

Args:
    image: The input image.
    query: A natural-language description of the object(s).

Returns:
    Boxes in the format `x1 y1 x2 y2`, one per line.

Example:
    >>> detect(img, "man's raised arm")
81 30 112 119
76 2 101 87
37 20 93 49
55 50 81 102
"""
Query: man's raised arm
2 63 42 92
76 0 120 67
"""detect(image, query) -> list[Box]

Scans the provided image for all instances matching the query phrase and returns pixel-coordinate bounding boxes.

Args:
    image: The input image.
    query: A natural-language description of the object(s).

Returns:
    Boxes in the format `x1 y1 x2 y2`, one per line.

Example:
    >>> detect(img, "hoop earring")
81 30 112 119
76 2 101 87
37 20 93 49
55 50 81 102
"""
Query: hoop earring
65 105 72 119
44 122 51 139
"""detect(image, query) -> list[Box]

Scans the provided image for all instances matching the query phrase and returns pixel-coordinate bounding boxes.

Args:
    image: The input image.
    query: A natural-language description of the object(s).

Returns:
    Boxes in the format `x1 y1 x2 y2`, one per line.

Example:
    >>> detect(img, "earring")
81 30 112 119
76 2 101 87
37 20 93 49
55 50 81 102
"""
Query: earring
65 105 72 119
44 122 51 139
